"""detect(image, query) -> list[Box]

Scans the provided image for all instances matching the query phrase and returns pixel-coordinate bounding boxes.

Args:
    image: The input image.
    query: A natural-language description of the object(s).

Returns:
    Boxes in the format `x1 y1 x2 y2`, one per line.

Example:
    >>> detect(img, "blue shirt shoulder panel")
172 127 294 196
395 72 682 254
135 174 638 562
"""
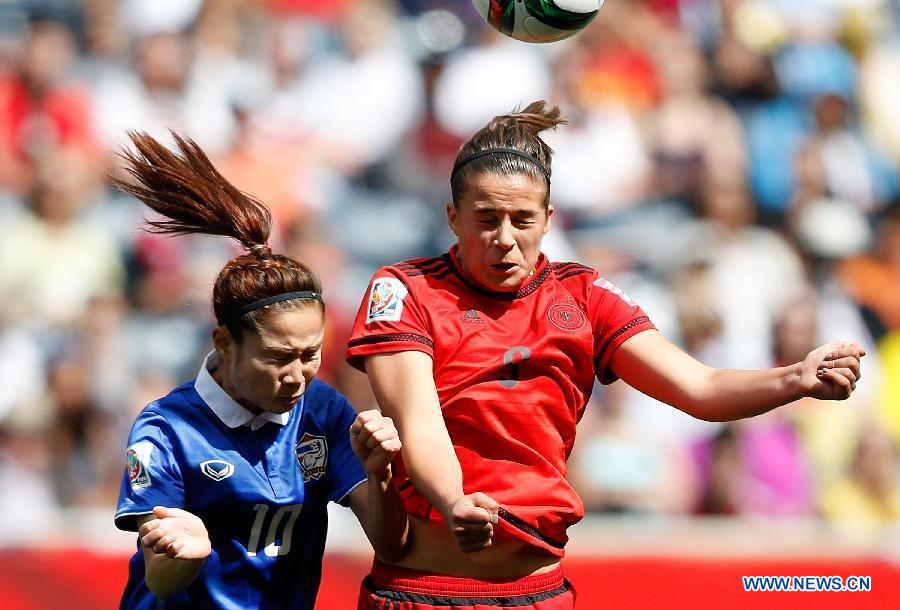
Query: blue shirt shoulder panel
296 379 367 506
114 383 194 531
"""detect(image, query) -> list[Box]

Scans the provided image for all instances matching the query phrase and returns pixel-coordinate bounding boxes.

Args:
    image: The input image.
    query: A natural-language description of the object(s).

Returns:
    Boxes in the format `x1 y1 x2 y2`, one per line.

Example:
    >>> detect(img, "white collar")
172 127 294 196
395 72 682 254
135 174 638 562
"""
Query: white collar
195 351 293 431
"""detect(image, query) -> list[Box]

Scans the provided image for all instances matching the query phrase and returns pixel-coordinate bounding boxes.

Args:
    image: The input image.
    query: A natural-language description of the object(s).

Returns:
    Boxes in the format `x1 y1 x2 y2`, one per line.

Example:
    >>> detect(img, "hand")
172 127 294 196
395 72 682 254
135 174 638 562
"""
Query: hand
139 506 212 560
350 410 401 479
446 492 499 553
800 341 866 400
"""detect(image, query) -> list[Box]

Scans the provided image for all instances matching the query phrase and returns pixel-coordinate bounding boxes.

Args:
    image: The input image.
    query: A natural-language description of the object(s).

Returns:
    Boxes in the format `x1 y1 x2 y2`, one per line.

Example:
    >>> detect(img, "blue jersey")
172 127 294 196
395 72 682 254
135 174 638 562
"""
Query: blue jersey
115 356 366 610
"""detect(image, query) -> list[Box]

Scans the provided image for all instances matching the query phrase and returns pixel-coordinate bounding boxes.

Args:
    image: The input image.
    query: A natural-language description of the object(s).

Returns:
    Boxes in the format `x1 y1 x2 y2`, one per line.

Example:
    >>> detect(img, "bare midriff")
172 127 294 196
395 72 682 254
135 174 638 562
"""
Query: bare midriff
388 515 560 579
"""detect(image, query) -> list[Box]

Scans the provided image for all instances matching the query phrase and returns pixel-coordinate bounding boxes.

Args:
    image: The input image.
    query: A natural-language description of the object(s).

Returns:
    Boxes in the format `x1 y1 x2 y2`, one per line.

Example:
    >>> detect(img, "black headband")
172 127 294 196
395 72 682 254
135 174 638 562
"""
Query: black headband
237 291 323 317
451 147 550 183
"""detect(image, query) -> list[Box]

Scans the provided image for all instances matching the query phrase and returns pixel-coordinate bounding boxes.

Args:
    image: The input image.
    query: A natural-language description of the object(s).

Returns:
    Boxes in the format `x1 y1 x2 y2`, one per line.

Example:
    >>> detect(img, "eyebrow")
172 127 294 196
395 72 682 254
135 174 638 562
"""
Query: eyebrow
265 343 323 354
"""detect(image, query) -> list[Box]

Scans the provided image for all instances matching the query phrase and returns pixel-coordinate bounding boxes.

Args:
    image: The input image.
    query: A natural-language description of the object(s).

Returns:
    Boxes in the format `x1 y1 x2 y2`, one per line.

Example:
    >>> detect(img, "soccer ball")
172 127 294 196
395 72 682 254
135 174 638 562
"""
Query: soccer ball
472 0 604 44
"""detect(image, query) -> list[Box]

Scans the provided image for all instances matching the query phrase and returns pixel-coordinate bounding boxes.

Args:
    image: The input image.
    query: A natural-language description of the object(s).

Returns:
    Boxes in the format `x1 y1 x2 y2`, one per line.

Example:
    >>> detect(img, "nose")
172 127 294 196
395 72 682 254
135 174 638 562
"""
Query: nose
495 220 515 250
282 360 307 387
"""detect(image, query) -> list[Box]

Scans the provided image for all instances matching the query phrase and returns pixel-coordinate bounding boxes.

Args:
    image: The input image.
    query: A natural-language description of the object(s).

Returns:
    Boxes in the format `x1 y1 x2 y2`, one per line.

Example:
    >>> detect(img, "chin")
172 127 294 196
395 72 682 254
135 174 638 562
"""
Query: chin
268 400 298 414
489 270 529 290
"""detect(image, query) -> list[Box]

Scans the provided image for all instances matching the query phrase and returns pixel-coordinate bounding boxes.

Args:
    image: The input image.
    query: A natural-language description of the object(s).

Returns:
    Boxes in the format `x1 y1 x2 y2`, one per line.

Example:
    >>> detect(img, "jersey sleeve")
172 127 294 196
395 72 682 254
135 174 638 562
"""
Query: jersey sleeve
589 276 657 384
325 395 367 506
114 407 185 531
346 267 433 372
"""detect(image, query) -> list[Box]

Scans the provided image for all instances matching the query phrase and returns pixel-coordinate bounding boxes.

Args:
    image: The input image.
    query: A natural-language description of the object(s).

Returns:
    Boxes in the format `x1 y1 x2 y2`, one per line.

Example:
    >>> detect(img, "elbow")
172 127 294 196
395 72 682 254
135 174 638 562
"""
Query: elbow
677 398 730 423
375 546 407 564
374 527 412 564
676 369 725 422
696 410 729 423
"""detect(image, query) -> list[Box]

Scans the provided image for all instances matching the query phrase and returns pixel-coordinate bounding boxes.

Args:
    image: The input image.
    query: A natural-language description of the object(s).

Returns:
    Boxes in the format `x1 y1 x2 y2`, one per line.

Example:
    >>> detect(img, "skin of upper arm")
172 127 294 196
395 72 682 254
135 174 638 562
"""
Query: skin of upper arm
364 351 445 434
364 350 464 518
608 330 713 414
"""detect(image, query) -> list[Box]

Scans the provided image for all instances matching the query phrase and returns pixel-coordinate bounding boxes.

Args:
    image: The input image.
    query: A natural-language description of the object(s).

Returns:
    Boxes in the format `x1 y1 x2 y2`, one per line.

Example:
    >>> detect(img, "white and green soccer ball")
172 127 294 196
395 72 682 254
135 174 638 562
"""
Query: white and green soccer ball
472 0 604 44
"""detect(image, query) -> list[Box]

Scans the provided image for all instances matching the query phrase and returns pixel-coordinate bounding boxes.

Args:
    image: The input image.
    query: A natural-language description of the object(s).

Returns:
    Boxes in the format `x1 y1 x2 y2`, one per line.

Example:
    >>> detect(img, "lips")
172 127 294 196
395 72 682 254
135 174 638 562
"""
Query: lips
491 262 519 275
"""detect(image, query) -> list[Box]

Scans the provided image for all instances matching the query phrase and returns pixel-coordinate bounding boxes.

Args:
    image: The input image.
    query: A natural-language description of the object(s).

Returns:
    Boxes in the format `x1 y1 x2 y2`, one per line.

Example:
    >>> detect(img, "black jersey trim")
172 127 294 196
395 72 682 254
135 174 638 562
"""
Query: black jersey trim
396 255 444 268
396 255 451 274
363 577 572 606
348 333 434 350
551 262 590 273
405 266 451 279
555 269 594 281
498 507 566 549
594 316 652 367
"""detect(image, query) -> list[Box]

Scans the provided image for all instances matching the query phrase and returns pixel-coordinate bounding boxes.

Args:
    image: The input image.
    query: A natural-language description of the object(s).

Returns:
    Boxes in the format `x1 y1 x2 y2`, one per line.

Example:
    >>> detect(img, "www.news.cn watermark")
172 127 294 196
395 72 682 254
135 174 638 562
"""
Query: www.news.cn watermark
742 575 872 592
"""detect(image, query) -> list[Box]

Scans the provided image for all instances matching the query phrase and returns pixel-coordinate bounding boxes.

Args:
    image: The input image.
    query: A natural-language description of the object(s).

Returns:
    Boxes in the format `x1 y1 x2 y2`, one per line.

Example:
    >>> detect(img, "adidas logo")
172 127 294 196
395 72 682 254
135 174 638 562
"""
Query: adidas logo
459 308 484 324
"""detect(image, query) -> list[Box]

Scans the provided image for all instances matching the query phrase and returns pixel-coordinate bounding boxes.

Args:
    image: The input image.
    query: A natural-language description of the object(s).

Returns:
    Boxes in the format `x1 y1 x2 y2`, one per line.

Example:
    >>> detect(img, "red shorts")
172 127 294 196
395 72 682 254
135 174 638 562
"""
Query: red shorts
357 560 576 609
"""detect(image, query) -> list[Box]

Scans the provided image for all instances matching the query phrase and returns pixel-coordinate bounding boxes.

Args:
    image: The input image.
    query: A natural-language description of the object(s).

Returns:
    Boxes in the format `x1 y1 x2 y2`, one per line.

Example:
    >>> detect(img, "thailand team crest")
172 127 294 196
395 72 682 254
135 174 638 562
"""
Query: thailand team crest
126 442 153 490
296 433 328 482
366 277 407 324
548 303 586 331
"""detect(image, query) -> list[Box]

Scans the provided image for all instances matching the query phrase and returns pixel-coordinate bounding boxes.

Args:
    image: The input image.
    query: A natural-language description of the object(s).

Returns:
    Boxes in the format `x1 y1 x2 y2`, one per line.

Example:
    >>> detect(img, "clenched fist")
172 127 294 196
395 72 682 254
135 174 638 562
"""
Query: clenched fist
350 410 402 479
446 492 499 553
800 341 866 400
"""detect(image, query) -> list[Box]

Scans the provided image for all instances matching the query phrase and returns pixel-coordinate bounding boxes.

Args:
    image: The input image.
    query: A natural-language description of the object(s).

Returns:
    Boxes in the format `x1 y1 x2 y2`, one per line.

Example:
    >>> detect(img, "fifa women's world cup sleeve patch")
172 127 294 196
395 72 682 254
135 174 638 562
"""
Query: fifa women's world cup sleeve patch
365 277 408 324
126 442 154 489
347 269 435 371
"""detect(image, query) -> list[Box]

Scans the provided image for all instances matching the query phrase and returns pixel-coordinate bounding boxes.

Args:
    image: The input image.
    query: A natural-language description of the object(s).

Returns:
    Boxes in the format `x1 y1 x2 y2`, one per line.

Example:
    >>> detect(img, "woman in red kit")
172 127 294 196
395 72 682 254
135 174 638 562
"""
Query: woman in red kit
346 101 865 609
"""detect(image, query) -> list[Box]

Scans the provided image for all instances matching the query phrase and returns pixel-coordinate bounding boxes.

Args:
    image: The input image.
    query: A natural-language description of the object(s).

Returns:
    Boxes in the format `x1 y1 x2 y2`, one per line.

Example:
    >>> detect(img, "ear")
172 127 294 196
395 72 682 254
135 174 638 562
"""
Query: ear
446 202 460 237
543 204 555 236
212 326 235 362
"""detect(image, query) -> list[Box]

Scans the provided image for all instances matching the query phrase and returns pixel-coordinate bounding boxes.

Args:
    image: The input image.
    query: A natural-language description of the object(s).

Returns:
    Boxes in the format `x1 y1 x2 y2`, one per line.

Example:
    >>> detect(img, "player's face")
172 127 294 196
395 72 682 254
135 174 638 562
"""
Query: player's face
448 172 553 292
215 306 325 415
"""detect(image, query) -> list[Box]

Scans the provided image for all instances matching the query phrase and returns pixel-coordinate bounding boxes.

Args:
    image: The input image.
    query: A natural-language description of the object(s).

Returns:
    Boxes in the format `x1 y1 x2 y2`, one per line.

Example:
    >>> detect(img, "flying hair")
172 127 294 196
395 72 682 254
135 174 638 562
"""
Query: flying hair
110 131 322 341
112 131 273 251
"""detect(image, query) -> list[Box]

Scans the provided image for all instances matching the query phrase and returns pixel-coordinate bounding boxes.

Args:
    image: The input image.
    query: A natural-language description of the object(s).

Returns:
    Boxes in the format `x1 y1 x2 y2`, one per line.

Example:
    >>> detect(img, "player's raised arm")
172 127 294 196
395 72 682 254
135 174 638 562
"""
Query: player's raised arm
610 330 865 421
136 507 211 600
364 351 499 552
347 410 409 562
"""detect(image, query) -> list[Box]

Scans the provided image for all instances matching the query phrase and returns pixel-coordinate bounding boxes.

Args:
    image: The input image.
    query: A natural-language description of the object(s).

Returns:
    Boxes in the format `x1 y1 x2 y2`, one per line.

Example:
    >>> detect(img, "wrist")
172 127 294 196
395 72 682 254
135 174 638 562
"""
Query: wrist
368 467 392 487
785 362 808 399
437 495 463 524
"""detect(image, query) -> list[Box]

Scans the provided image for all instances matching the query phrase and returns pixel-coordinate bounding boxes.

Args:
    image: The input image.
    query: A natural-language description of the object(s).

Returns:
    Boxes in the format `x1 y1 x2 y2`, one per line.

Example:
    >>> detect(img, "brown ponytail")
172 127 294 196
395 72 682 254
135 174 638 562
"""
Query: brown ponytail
451 100 567 206
111 131 322 342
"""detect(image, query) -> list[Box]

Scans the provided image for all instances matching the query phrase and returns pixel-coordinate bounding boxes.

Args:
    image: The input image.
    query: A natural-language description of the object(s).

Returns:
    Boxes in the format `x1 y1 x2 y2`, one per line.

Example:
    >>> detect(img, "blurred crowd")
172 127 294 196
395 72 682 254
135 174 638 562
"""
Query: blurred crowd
0 0 899 546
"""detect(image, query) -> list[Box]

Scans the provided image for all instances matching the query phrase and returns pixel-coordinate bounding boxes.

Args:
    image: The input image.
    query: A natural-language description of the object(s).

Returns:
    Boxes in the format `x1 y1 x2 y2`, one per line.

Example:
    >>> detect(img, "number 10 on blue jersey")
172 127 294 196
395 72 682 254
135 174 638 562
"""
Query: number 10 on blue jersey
247 503 303 557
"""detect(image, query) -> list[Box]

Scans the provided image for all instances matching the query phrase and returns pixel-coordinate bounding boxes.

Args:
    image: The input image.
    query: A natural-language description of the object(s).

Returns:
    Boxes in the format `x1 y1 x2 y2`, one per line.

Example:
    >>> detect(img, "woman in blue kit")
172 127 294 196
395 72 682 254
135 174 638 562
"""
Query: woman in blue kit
112 132 409 609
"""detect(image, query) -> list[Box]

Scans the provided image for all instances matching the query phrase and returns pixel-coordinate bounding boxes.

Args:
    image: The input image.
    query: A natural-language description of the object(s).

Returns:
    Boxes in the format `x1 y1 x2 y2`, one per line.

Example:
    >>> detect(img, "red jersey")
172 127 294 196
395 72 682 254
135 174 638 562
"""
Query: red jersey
347 245 655 555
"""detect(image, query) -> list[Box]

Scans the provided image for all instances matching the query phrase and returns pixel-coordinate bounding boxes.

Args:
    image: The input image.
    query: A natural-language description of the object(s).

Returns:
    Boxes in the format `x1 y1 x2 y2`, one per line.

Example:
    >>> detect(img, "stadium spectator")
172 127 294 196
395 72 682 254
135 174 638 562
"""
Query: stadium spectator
0 16 97 195
821 423 900 533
